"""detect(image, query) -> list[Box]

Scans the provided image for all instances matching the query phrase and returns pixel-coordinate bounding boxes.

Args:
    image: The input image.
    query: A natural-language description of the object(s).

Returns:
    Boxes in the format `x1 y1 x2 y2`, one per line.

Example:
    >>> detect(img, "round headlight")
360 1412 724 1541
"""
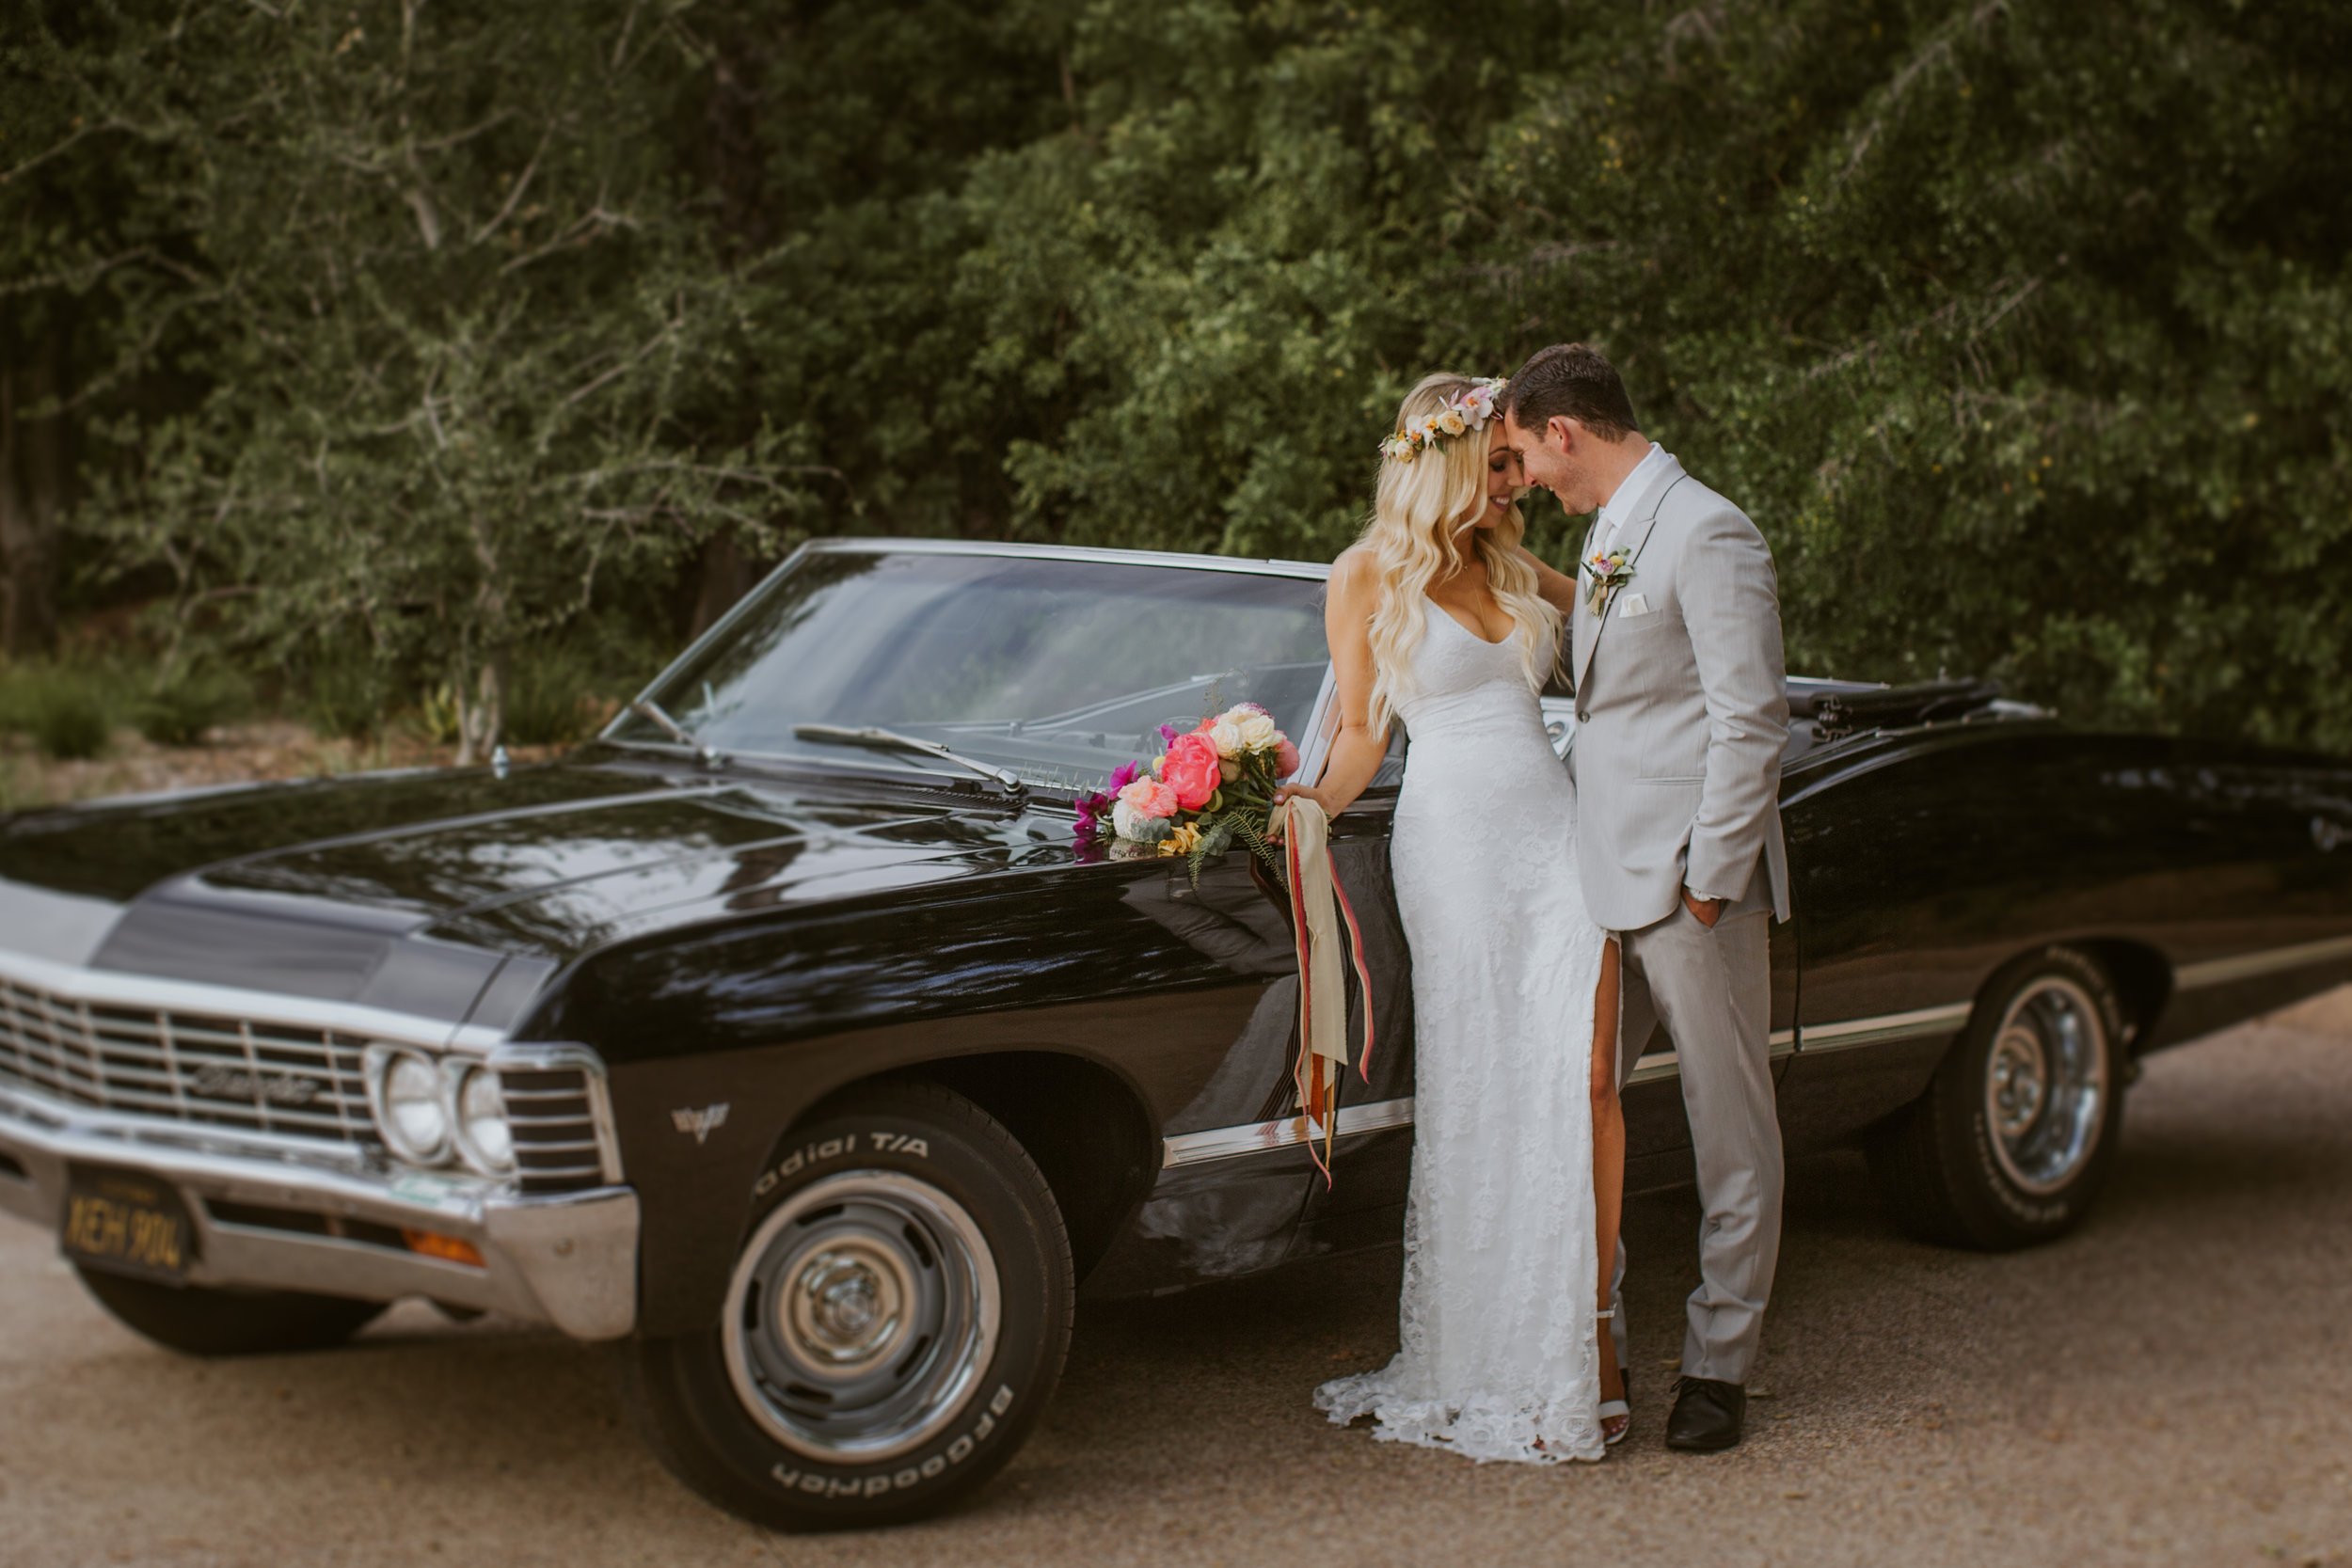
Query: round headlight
450 1064 515 1177
370 1046 452 1165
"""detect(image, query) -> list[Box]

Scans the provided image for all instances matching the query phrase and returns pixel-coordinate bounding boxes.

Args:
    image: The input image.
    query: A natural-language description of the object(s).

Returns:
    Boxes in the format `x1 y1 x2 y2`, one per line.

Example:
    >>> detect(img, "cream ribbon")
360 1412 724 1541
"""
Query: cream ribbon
1267 795 1374 1182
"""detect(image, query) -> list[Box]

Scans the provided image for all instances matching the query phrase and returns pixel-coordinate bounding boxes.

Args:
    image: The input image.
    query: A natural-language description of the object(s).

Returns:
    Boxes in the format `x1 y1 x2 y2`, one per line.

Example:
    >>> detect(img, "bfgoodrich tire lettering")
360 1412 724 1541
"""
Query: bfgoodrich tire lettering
1867 946 2129 1250
623 1080 1073 1530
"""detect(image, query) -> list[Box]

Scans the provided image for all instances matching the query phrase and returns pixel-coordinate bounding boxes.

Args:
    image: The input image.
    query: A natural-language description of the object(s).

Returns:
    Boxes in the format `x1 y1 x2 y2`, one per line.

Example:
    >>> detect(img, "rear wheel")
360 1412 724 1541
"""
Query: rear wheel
622 1080 1073 1530
73 1268 388 1355
1867 945 2128 1249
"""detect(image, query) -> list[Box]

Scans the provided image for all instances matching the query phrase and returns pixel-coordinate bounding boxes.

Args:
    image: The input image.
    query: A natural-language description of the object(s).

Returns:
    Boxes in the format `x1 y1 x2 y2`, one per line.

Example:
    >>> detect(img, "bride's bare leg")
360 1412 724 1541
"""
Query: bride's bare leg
1593 937 1629 1443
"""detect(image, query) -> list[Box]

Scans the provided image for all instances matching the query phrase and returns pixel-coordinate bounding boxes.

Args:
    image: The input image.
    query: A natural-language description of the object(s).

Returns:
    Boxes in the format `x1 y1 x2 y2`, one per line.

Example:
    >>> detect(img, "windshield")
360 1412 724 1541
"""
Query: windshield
607 547 1332 790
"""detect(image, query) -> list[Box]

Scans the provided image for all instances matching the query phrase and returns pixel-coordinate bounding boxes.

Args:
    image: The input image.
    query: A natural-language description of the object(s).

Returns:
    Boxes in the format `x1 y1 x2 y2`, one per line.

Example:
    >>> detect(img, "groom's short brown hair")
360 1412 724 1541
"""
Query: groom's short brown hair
1504 342 1639 442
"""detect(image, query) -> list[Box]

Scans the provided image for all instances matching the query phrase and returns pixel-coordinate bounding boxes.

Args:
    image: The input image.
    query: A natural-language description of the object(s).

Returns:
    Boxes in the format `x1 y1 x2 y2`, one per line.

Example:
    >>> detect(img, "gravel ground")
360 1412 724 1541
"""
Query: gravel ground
4 993 2350 1568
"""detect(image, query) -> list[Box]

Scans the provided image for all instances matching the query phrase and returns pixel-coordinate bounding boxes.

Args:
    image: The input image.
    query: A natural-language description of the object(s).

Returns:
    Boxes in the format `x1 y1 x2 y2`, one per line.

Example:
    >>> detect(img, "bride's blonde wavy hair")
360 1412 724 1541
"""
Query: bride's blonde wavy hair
1360 372 1562 736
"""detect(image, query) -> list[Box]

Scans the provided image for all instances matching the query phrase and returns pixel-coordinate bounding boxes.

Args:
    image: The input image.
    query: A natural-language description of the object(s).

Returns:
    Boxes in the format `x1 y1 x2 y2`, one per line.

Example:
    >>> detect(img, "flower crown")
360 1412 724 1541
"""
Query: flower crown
1379 376 1507 465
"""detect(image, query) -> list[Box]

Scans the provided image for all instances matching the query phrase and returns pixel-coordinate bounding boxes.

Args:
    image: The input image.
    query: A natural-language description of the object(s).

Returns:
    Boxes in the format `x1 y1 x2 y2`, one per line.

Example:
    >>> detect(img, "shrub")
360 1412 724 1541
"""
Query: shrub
26 674 116 761
410 681 463 747
135 664 254 747
502 648 603 747
303 654 396 742
0 661 125 761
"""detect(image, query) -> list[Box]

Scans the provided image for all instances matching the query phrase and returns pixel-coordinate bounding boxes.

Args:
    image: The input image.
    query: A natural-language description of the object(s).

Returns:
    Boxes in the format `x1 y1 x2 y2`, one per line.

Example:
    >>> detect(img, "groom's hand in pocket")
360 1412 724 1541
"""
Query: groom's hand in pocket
1681 885 1726 927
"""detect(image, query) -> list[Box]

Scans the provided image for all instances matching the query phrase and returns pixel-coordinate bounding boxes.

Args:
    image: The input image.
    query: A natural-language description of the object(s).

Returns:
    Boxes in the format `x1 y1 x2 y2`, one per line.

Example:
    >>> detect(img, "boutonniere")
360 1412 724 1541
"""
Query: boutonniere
1582 548 1633 615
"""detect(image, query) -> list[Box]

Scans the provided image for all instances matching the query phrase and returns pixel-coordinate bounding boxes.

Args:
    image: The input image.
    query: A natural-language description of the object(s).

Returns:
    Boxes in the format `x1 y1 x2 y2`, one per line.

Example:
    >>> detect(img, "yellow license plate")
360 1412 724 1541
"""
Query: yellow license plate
61 1165 197 1283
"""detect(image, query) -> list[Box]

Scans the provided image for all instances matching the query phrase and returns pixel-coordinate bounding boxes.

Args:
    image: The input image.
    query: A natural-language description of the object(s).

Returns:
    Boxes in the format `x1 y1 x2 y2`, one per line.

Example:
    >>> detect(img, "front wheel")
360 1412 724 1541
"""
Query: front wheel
1867 946 2129 1250
622 1080 1073 1531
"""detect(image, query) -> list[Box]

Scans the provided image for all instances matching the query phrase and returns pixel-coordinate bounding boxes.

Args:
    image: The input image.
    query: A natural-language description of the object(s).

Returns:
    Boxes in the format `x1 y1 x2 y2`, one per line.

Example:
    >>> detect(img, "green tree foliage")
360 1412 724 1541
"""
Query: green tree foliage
12 0 802 760
958 0 2352 752
6 0 2347 752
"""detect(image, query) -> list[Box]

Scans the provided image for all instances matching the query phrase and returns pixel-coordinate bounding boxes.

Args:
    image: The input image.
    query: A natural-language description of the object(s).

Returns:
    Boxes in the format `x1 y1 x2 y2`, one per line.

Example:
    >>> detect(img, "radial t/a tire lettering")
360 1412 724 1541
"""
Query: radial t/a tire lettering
621 1079 1073 1530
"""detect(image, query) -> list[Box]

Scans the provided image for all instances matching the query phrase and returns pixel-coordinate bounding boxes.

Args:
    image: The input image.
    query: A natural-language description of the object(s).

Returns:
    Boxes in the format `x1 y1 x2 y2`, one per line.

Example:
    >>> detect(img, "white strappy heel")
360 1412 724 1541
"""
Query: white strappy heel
1597 1307 1630 1445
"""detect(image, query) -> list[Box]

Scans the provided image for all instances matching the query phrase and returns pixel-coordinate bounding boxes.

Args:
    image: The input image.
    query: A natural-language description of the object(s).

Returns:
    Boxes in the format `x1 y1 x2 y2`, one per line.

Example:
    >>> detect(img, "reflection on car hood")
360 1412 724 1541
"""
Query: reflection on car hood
0 752 1082 1003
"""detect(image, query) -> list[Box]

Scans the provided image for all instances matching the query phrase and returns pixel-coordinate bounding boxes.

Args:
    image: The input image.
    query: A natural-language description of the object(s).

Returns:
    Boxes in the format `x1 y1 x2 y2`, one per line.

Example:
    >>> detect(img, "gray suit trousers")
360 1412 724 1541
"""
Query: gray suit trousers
1604 880 1783 1386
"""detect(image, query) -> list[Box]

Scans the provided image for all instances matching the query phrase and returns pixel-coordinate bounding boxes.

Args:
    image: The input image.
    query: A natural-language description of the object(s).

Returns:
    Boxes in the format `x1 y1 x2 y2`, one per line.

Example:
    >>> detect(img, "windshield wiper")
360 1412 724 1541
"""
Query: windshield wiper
629 699 724 768
791 724 1026 799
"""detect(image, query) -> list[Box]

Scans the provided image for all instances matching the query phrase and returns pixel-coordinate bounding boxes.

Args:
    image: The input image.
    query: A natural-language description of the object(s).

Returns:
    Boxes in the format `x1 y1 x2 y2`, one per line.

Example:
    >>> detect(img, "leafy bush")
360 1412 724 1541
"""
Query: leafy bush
9 668 118 761
501 650 602 747
501 626 662 747
410 682 464 747
135 664 253 747
302 654 396 743
0 659 131 761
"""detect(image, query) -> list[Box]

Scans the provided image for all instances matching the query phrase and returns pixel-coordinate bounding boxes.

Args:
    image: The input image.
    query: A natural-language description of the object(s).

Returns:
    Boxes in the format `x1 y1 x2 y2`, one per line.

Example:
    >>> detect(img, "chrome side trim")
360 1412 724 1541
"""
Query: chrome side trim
1796 1003 1973 1055
1627 1028 1799 1087
0 946 503 1056
2175 934 2352 991
1147 941 2352 1170
1162 1097 1415 1168
1159 1014 1930 1166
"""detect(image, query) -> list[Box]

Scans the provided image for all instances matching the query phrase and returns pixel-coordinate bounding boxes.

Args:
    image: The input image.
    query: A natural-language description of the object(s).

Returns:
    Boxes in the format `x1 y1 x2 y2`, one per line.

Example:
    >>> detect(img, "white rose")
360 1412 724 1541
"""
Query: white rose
1111 800 1144 840
1208 718 1247 758
1231 708 1279 752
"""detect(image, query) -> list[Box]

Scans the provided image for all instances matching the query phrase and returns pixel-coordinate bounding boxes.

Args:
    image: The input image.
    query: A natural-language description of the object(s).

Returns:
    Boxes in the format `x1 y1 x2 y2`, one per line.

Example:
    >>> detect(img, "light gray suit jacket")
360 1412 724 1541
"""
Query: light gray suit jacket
1567 453 1791 932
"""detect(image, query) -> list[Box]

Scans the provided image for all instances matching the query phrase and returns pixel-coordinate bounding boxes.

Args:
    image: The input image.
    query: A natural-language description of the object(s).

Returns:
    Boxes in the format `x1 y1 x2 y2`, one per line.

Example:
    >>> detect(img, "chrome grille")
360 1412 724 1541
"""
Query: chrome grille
498 1062 615 1194
0 974 375 1148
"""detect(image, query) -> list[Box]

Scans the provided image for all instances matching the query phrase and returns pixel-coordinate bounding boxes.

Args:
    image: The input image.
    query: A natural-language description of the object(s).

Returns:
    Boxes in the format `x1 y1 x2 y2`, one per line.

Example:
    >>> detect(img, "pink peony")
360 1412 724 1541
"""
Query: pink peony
1160 733 1222 812
1117 776 1179 820
1275 736 1302 776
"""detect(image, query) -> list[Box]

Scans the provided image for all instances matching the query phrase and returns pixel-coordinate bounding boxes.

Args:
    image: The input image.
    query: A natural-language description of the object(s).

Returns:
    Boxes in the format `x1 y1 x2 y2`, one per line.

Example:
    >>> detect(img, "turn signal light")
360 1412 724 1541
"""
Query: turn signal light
401 1228 485 1268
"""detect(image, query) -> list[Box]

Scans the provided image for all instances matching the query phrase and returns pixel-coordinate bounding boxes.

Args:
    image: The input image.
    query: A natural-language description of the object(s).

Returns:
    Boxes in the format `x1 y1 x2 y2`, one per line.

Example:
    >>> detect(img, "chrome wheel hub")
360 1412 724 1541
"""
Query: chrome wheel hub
1989 1029 2048 1136
723 1169 1000 1464
791 1243 906 1371
1983 976 2108 1196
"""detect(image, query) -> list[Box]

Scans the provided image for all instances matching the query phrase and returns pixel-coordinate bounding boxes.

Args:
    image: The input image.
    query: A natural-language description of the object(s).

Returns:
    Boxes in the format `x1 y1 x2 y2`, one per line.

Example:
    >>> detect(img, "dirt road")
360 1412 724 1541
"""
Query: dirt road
5 995 2349 1568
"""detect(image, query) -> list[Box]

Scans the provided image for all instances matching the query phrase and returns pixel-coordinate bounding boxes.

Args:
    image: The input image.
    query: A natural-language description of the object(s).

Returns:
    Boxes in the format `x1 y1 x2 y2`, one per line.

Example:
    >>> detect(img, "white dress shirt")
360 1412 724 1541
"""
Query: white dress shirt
1590 441 1669 560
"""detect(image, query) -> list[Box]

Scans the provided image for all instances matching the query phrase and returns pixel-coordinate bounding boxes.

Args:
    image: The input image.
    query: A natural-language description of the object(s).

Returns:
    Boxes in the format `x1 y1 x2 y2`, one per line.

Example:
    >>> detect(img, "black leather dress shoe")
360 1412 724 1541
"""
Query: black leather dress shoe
1664 1376 1746 1452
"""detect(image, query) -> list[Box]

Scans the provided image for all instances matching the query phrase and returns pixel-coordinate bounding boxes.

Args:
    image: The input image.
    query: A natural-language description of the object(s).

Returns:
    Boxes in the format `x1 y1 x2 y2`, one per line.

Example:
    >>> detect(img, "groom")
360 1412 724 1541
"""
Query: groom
1502 343 1791 1453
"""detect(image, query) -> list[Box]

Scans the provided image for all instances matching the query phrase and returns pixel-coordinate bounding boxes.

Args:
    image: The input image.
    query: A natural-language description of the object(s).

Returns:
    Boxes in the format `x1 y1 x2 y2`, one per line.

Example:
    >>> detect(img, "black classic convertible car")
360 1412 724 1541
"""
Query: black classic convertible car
3 538 2349 1528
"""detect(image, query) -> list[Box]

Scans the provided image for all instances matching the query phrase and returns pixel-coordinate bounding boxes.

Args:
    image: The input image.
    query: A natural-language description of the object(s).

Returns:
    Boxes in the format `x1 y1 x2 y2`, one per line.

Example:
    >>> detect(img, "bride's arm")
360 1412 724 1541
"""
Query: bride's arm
1510 541 1581 617
1274 549 1389 821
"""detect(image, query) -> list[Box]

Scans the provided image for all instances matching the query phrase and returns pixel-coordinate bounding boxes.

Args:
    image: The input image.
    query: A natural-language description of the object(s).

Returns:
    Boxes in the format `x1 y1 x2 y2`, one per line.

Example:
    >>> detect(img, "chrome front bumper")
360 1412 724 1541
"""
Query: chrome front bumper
0 1082 639 1340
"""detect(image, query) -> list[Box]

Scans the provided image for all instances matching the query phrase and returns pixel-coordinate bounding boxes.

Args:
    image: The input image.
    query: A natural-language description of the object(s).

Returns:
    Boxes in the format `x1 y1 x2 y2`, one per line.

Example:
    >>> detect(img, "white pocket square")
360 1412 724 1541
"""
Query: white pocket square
1618 594 1651 619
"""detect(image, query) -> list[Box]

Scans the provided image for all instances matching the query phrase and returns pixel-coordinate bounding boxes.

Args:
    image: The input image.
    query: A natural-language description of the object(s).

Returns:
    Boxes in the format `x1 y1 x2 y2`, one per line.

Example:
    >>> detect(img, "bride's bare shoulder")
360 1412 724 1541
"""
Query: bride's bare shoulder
1328 544 1383 598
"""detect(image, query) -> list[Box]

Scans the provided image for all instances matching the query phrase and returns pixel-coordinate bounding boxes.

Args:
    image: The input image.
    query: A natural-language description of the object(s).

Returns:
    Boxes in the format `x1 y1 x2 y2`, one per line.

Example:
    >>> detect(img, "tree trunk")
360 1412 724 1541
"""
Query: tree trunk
686 531 759 638
0 323 71 657
454 655 504 768
681 19 778 641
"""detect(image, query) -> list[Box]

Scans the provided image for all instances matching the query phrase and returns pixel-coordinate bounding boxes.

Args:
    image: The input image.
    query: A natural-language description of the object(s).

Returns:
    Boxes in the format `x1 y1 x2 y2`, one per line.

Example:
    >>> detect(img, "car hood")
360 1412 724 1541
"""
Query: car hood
0 752 1079 1025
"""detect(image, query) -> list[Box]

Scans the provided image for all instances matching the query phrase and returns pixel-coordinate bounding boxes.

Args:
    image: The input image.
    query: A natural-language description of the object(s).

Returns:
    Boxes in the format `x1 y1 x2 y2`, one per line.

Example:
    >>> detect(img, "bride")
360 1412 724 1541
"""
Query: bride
1277 372 1629 1463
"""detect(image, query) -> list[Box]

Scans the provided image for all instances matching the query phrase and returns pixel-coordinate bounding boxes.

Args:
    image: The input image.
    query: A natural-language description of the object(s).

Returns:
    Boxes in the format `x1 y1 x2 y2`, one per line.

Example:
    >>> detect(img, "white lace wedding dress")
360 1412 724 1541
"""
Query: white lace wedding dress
1312 600 1609 1465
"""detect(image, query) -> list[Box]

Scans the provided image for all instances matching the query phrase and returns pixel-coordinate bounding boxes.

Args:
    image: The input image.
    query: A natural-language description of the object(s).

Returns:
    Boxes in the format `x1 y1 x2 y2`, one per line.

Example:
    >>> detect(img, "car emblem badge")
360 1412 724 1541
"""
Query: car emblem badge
672 1102 730 1145
187 1063 324 1106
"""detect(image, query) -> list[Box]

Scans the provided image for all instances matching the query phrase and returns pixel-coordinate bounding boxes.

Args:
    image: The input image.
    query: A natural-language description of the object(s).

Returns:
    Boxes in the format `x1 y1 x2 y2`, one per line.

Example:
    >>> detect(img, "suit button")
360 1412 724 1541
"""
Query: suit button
1576 709 1589 723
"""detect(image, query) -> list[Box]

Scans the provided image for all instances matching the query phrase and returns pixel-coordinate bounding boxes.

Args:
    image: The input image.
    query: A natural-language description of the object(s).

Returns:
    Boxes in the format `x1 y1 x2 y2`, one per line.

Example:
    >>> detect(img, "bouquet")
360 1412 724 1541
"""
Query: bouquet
1073 702 1303 885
